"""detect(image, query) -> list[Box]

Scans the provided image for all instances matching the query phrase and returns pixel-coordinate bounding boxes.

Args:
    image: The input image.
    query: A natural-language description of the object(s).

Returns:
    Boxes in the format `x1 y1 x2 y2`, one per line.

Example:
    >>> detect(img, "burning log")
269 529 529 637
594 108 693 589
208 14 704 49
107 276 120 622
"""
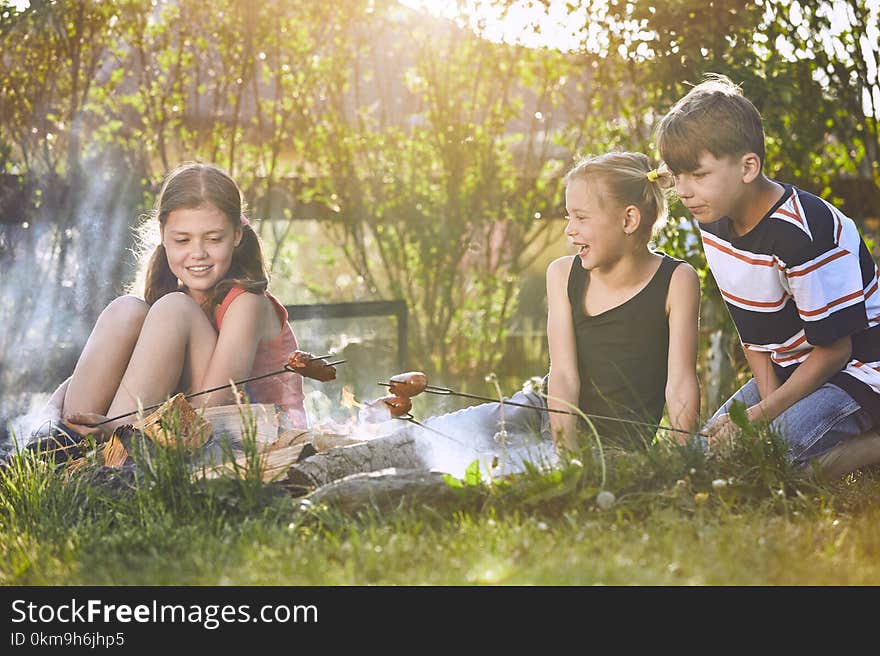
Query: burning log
202 403 280 447
101 432 131 468
285 430 425 493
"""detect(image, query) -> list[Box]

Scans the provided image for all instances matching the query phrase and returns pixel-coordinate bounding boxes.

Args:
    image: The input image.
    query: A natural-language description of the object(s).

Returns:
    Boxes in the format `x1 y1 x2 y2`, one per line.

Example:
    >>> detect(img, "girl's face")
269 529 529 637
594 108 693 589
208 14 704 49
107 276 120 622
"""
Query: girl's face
564 177 629 271
162 204 241 304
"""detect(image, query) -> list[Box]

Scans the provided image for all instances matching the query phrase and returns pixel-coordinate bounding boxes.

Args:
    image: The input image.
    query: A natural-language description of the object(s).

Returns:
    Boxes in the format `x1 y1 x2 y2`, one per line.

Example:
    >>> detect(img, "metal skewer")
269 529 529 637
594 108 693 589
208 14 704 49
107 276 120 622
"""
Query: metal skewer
378 381 708 439
394 415 499 455
87 358 346 427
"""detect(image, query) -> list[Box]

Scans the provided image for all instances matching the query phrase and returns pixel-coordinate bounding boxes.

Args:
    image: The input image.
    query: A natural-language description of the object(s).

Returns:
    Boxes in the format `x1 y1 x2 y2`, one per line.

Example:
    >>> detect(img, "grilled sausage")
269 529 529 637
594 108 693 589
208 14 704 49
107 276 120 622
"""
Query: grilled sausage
373 394 412 418
287 350 337 382
388 371 427 397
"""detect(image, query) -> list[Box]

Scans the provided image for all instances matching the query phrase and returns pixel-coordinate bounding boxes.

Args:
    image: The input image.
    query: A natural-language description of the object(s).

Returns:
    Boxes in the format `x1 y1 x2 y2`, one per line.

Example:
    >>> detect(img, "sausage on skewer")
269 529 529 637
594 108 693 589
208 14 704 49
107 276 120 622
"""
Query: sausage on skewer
287 350 337 382
371 394 412 418
388 371 427 398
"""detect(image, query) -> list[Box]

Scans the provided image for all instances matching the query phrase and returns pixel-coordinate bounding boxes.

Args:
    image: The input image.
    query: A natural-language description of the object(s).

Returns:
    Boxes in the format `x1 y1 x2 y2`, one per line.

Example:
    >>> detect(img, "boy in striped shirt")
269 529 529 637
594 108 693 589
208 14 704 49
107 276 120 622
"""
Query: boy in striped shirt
656 73 880 477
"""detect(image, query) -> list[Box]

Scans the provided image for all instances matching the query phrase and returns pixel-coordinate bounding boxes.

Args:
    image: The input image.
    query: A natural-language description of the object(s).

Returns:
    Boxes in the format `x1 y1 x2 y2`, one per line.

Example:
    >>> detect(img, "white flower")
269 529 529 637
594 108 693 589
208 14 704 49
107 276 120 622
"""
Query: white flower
712 478 728 489
596 490 616 510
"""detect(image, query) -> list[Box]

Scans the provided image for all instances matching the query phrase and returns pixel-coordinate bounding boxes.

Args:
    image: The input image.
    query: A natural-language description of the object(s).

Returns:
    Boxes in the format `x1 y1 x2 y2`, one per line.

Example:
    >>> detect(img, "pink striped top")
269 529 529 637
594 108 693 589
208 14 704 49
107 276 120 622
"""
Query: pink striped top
214 287 308 428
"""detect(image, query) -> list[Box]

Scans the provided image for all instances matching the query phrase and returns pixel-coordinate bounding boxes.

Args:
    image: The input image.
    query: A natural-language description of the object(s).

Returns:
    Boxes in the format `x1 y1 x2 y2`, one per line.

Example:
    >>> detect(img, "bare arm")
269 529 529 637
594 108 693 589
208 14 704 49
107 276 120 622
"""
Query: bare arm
742 347 781 402
546 256 580 452
190 292 272 408
747 336 852 423
709 337 851 448
664 264 701 440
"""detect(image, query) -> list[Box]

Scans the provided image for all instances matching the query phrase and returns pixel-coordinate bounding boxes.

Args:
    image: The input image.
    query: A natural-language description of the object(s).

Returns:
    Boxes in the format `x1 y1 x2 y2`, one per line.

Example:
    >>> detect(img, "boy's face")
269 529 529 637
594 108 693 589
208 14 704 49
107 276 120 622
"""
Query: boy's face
671 151 749 224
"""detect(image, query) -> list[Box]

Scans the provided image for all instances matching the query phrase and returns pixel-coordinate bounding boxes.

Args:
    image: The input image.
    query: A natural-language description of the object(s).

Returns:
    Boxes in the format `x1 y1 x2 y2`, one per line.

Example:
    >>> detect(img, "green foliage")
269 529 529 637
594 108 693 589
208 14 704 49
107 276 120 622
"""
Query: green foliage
0 442 91 539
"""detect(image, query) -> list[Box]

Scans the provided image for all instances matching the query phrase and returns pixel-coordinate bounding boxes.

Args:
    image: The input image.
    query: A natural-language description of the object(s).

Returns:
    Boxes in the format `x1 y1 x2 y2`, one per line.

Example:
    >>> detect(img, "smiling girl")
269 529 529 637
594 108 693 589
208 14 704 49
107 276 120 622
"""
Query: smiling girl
545 152 701 451
43 162 307 440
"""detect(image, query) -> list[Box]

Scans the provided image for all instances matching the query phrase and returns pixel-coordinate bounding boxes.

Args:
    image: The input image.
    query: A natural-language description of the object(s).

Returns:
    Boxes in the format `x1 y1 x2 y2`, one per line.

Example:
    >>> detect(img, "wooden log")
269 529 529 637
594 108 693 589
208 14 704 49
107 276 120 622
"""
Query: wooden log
303 467 463 514
312 432 365 452
286 431 425 492
101 432 130 468
133 393 212 450
202 403 280 447
198 442 312 482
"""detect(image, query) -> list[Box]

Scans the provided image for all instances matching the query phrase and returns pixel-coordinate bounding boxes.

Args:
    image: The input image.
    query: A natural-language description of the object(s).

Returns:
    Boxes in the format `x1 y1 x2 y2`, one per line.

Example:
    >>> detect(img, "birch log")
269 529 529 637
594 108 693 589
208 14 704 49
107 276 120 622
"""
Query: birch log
285 430 425 492
304 467 462 514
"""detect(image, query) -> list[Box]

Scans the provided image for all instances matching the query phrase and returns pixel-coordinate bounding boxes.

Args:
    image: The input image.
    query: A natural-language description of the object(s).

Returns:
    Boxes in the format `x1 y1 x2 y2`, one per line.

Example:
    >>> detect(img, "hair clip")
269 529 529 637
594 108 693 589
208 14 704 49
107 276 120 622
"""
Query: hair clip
646 169 660 182
240 214 250 227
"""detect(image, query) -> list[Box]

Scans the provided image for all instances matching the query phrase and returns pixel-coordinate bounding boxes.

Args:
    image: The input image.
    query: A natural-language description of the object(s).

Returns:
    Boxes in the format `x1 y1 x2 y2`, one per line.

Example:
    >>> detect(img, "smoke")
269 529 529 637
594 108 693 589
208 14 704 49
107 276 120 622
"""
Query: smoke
0 158 142 446
409 412 558 479
302 386 558 479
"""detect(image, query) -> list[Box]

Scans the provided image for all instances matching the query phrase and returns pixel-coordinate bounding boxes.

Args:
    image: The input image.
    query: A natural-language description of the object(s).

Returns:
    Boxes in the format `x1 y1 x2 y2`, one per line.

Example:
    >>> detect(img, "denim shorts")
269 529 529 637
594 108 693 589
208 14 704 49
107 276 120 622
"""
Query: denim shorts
706 379 874 464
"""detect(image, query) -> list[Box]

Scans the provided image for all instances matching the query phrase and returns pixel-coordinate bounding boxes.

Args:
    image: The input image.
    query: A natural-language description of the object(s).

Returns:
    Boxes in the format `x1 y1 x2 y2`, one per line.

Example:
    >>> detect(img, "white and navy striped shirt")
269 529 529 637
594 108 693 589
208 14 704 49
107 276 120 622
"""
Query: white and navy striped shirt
701 183 880 422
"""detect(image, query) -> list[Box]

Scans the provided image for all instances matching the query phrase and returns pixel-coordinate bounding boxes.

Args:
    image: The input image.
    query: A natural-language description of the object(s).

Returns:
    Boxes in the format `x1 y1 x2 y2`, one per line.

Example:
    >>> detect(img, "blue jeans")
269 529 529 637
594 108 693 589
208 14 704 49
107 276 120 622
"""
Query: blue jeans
707 379 874 464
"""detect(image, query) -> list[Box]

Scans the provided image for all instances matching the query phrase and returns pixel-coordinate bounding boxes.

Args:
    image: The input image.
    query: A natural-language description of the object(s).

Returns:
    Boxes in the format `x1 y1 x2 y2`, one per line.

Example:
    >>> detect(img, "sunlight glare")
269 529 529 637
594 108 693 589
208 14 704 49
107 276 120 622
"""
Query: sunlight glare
399 0 589 51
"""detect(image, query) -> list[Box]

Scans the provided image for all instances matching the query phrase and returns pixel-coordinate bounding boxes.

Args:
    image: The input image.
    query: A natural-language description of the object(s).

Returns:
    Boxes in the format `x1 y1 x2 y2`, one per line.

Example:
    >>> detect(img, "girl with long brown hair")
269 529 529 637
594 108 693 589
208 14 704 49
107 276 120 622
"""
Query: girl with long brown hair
43 162 307 439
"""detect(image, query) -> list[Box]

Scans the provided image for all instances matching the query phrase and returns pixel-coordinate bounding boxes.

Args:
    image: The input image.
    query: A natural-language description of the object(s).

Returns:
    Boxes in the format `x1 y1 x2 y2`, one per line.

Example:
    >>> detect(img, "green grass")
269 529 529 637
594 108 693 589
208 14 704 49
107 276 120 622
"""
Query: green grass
3 417 880 586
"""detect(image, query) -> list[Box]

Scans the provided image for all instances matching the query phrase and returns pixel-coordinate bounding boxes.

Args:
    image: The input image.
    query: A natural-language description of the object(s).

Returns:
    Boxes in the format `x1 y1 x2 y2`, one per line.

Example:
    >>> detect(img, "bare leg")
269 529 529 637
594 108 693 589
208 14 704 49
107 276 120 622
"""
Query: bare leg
104 292 217 424
62 295 149 418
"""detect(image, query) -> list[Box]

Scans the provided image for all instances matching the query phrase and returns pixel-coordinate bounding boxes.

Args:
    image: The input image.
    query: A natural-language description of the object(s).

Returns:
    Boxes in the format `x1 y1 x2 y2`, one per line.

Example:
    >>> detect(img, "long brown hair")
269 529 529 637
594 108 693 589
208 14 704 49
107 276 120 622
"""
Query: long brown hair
142 162 269 313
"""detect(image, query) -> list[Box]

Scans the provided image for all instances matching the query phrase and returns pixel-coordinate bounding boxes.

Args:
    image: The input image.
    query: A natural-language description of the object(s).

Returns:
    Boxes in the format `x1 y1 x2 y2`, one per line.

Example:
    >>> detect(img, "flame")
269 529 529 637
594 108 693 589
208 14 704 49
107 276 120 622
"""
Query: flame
340 386 363 409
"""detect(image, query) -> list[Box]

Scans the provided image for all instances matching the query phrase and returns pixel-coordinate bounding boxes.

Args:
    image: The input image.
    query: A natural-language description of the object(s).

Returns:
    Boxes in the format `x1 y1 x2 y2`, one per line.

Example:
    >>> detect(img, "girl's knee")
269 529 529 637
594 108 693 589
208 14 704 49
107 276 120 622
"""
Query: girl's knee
100 295 149 331
146 292 214 334
148 291 202 317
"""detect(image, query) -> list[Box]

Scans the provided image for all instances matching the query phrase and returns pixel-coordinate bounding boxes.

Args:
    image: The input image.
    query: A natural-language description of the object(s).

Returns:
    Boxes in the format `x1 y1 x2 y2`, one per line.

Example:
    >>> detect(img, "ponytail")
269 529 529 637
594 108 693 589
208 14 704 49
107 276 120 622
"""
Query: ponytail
564 151 671 244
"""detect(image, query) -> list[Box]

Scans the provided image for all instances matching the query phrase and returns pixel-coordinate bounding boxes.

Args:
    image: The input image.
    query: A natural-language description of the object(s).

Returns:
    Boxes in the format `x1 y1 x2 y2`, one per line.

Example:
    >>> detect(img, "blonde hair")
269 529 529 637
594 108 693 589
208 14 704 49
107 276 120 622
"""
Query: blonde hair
564 151 672 243
655 73 766 173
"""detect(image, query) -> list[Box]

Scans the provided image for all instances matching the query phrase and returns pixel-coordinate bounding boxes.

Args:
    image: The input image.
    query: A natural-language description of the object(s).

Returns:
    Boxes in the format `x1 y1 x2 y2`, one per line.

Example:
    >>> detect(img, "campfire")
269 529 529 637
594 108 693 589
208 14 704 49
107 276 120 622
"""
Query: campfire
15 356 562 511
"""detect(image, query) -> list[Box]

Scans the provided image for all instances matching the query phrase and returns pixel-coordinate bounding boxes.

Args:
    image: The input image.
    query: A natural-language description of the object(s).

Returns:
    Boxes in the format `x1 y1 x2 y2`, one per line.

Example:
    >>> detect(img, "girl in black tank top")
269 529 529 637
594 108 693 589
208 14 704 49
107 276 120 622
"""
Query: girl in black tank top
546 152 701 451
566 254 683 448
397 153 700 473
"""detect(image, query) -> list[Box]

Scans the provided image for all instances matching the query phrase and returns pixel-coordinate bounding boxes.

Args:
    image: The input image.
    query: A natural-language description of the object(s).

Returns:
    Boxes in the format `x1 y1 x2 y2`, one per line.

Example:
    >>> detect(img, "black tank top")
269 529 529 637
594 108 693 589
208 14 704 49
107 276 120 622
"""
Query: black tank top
566 253 682 449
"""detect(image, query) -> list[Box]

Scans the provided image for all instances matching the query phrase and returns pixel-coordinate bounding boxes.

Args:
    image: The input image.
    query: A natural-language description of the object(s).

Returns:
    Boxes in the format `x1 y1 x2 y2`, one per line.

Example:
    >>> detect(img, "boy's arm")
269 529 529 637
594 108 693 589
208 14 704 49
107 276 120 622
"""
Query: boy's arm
546 256 580 452
665 263 701 440
709 337 851 447
742 347 781 401
746 336 852 423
